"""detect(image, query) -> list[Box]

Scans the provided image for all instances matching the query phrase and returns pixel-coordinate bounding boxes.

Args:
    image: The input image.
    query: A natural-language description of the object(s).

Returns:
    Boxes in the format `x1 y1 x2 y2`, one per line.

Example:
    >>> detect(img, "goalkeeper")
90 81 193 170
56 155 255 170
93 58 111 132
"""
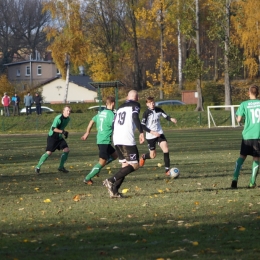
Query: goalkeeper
35 106 71 174
231 85 260 189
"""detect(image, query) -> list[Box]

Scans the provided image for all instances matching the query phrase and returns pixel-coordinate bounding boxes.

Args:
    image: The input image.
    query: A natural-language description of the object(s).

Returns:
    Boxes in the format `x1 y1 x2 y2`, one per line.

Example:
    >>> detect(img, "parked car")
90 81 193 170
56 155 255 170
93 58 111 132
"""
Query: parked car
20 106 54 114
155 100 185 106
87 105 106 112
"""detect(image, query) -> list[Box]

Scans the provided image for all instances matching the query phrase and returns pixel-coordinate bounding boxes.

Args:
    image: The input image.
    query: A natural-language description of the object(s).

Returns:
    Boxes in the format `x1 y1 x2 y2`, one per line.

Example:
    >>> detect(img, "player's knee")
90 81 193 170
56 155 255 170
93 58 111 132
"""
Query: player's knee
63 147 70 153
131 163 139 171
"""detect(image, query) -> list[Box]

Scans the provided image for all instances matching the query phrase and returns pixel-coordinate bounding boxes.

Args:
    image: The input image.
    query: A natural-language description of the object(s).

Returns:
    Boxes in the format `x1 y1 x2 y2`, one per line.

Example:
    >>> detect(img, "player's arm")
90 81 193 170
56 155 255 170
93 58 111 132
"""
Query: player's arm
159 107 177 124
81 120 95 140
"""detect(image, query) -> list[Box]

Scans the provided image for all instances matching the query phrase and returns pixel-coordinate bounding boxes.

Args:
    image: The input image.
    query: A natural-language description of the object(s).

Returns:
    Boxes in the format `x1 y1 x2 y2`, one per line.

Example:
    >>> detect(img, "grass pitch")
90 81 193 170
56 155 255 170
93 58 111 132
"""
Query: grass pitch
1 128 260 260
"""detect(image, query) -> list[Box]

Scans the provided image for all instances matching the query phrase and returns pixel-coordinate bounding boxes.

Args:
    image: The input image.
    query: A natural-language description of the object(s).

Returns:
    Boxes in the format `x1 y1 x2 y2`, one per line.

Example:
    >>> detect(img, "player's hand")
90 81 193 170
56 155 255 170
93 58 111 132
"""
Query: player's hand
171 118 177 124
62 130 69 139
139 133 145 144
81 133 88 140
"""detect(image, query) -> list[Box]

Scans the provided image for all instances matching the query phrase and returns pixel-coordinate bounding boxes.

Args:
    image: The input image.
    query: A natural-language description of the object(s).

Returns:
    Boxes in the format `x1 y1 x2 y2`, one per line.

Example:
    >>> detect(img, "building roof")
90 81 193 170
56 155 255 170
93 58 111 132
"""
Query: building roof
4 60 55 66
69 75 96 91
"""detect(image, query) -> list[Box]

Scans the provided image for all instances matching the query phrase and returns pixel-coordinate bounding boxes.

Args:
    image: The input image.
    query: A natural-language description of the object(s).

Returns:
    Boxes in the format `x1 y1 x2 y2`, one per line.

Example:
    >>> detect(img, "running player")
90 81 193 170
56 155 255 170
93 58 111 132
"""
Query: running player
140 96 177 176
81 96 117 185
103 90 144 198
35 106 71 174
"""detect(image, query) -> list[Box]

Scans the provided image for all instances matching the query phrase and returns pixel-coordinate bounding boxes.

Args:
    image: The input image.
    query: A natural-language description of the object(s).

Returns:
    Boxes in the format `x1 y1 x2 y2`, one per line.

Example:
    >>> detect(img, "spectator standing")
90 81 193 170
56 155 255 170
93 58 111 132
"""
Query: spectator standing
11 93 20 116
34 92 42 115
103 90 145 198
24 92 33 115
1 92 11 117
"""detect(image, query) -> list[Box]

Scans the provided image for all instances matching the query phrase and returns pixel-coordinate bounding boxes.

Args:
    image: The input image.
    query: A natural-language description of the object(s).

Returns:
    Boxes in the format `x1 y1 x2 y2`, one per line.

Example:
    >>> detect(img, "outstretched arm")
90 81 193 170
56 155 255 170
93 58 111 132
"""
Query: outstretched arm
81 120 95 140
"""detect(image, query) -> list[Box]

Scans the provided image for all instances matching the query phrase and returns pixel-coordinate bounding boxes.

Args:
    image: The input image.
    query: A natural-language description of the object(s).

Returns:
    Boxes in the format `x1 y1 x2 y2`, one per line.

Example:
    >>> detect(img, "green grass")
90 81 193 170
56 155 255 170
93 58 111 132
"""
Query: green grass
0 109 237 133
1 128 260 259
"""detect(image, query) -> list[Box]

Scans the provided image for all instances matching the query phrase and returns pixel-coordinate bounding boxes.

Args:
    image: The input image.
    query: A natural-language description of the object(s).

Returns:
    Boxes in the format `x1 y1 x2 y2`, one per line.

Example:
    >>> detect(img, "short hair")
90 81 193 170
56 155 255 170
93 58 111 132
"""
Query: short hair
146 96 154 103
106 96 115 105
249 85 259 97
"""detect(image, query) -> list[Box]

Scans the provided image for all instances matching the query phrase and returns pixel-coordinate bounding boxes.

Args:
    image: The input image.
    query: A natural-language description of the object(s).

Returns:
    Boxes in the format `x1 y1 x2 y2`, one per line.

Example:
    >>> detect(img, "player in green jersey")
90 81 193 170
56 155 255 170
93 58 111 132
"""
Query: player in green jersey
35 106 71 174
81 96 117 185
231 85 260 189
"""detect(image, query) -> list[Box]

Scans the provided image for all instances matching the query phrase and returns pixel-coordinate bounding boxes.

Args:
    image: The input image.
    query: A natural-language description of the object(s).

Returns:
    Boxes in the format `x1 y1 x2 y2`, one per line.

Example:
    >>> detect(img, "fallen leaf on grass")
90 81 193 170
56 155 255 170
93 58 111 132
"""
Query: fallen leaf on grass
238 226 246 231
157 189 164 194
122 189 129 194
106 167 111 170
73 195 80 202
172 248 186 253
43 199 51 203
192 241 199 246
113 246 119 249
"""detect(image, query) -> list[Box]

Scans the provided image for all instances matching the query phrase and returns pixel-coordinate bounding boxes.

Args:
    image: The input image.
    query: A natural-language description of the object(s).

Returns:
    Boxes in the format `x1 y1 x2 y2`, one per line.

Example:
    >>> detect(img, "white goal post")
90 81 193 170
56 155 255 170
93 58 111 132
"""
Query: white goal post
207 105 240 128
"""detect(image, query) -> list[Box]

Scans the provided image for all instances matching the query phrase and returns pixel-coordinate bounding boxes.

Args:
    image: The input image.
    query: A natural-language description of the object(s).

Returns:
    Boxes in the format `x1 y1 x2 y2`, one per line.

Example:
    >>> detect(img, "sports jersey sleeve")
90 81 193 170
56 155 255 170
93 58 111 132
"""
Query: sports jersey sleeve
141 109 151 133
157 107 171 121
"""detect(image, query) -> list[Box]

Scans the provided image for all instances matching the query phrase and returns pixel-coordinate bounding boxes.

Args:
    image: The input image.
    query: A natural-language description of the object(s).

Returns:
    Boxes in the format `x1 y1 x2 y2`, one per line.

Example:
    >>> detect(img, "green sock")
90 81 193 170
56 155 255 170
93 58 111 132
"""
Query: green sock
36 153 49 168
233 157 245 181
85 163 102 180
250 161 259 185
59 152 69 168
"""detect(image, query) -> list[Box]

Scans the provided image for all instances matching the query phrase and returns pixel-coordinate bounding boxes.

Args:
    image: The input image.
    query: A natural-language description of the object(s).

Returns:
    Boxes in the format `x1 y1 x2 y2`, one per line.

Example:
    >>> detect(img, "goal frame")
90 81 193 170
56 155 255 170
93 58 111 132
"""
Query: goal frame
207 105 240 128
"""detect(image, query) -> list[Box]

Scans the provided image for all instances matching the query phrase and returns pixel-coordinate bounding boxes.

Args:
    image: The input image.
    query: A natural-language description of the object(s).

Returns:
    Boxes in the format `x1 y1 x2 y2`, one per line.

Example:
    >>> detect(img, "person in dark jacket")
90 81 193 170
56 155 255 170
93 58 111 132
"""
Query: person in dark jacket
34 92 42 115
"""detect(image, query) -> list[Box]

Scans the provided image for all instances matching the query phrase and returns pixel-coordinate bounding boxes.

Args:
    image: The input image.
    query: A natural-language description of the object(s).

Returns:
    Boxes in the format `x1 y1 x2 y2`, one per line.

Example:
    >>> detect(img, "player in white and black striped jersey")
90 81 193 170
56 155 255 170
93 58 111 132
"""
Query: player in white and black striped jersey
140 97 177 176
103 90 144 198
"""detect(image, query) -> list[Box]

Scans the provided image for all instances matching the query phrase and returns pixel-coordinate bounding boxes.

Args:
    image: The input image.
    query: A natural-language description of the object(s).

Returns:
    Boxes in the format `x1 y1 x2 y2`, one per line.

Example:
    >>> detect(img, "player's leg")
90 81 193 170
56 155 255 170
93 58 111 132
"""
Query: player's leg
35 151 52 173
58 144 70 172
140 138 156 167
249 157 259 188
159 135 170 175
106 146 118 165
231 140 247 188
104 145 139 197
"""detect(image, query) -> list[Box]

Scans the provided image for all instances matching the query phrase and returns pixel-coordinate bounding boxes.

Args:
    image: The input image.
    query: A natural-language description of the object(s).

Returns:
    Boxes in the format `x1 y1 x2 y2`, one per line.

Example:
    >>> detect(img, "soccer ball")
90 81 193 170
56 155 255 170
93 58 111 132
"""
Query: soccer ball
169 167 180 179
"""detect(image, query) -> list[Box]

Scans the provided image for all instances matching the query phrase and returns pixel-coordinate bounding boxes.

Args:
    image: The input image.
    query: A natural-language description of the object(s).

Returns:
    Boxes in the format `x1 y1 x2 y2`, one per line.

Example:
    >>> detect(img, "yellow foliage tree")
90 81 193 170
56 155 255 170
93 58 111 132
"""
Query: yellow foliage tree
232 0 260 77
0 74 15 97
146 59 176 97
43 0 89 78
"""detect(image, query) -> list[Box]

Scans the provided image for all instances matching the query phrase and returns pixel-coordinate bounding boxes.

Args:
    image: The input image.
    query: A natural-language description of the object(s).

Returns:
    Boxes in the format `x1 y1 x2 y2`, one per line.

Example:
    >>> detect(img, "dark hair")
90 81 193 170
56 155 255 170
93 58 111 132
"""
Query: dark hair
249 85 259 97
146 96 154 103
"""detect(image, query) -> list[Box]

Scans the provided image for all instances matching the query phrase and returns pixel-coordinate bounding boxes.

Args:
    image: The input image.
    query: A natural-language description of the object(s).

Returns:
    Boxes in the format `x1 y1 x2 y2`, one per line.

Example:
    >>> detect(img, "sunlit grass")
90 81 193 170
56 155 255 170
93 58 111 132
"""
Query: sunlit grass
1 129 260 259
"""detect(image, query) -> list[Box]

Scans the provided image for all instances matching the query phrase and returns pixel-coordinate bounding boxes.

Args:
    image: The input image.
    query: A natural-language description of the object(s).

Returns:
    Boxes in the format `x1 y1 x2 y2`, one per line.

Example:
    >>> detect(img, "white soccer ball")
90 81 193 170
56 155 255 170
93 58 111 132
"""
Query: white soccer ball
169 167 180 179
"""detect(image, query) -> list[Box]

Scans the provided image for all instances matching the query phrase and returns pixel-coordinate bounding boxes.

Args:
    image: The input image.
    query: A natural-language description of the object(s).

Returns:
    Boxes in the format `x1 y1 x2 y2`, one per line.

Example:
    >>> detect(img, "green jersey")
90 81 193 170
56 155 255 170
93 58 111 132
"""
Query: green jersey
236 99 260 140
48 114 70 139
93 109 115 144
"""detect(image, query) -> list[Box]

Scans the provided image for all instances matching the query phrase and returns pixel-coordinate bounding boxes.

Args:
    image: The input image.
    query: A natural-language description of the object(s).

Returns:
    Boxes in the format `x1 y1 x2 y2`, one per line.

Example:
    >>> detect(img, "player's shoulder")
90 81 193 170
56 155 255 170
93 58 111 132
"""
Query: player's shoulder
154 107 164 113
118 100 141 110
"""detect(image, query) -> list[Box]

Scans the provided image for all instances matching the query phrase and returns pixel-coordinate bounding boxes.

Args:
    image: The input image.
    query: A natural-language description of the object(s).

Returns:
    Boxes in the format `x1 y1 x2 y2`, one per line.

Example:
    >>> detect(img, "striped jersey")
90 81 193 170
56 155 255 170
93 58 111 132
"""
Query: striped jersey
141 107 170 139
113 100 141 145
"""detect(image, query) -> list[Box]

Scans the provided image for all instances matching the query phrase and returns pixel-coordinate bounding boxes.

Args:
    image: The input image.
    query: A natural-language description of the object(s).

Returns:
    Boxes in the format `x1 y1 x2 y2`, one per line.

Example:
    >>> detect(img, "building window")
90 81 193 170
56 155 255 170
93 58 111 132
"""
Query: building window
26 66 30 76
37 65 42 75
16 69 20 77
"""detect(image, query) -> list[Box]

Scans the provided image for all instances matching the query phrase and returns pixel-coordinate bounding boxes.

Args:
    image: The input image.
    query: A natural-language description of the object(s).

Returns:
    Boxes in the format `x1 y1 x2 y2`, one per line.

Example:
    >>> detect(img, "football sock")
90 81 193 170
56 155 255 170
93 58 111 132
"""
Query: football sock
233 157 245 180
144 153 151 159
113 177 125 194
85 163 102 180
250 161 259 185
36 153 49 168
109 165 135 183
59 152 69 168
164 152 170 169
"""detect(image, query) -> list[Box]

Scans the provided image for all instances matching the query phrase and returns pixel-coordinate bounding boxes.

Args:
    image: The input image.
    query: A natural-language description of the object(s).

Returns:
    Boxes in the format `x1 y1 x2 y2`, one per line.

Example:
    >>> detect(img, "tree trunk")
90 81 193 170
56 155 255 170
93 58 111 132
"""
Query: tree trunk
195 0 203 111
224 0 231 109
177 18 183 90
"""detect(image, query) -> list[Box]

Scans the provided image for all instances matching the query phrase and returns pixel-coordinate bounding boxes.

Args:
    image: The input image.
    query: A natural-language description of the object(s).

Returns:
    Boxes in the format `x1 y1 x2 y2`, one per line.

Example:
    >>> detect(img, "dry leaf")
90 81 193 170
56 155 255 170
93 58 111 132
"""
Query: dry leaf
73 195 80 202
43 199 51 203
158 189 164 193
157 163 162 167
192 241 199 246
106 167 111 170
122 189 129 194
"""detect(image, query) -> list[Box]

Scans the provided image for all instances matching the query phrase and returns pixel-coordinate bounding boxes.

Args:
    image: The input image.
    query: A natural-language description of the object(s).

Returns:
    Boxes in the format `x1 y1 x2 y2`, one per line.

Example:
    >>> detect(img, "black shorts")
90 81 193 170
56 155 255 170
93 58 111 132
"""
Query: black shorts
115 145 139 164
98 144 116 160
147 134 167 151
240 139 260 157
46 136 68 152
